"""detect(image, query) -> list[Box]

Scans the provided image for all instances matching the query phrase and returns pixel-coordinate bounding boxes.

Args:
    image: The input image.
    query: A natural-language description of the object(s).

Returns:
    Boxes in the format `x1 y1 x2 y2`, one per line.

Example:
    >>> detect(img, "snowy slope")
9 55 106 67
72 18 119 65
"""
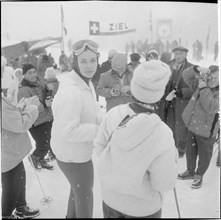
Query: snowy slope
23 140 220 218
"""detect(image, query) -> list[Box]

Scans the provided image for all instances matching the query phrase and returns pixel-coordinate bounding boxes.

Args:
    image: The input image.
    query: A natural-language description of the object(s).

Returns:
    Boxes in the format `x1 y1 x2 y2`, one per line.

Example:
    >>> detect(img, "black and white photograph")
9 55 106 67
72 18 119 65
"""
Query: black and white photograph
1 1 220 219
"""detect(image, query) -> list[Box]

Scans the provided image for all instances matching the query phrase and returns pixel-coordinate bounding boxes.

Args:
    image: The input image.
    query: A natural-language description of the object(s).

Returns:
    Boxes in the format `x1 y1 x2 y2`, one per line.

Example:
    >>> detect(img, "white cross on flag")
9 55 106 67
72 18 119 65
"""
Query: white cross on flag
89 21 100 35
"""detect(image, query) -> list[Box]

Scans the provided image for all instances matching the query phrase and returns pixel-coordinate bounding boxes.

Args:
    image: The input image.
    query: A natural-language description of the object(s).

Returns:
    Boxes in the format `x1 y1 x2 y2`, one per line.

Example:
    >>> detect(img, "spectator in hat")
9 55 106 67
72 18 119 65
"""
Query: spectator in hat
146 49 159 61
94 60 177 218
17 63 54 171
178 65 219 189
1 56 41 219
96 53 133 112
100 49 117 74
164 46 194 158
127 53 141 73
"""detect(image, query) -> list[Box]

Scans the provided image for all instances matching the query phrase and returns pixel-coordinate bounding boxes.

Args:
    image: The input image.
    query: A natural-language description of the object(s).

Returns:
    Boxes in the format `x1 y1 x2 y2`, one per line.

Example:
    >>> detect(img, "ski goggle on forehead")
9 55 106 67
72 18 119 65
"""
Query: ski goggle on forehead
72 40 99 56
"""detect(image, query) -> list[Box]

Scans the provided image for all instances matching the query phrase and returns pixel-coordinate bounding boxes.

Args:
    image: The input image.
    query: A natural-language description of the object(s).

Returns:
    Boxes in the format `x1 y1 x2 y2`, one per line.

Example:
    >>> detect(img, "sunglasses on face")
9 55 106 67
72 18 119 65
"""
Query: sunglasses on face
72 40 99 56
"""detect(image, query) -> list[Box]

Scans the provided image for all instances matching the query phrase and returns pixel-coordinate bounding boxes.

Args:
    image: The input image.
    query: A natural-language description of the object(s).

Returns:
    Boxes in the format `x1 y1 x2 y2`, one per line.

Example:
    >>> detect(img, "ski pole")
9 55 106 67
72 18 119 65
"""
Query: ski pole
173 187 181 218
28 154 53 206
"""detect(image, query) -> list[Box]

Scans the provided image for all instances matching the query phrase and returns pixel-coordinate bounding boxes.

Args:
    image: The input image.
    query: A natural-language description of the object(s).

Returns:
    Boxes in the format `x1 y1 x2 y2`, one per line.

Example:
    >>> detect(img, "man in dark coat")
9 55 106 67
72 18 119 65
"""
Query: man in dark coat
164 46 194 157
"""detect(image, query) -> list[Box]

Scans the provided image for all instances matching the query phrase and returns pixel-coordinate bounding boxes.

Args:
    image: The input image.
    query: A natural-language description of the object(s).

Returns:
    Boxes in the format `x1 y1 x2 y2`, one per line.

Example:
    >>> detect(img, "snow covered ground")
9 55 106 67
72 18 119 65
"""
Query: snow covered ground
23 137 220 219
20 53 220 218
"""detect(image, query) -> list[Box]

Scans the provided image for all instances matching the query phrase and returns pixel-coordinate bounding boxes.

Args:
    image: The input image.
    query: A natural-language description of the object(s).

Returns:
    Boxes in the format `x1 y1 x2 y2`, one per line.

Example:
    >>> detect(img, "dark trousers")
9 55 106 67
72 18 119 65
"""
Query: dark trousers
29 121 52 157
166 101 188 154
102 202 162 218
186 130 216 176
57 159 94 218
1 162 27 217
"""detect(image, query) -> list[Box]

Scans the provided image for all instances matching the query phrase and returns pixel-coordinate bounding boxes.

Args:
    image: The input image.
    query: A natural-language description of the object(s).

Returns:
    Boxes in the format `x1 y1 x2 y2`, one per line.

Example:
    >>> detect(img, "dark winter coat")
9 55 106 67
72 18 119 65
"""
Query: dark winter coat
17 76 53 127
96 69 133 112
100 60 112 73
182 66 219 138
163 58 193 133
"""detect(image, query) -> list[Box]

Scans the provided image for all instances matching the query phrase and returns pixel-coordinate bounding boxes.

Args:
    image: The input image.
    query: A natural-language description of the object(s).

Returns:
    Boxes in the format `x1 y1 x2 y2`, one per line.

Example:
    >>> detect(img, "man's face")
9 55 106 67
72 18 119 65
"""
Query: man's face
23 68 37 82
207 70 219 88
174 50 187 64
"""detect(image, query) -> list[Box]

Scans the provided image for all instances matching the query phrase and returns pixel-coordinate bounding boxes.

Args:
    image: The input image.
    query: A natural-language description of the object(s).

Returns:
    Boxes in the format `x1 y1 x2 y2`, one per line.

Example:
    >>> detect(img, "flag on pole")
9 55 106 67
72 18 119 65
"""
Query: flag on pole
206 25 210 51
61 5 67 35
149 10 152 32
205 25 210 60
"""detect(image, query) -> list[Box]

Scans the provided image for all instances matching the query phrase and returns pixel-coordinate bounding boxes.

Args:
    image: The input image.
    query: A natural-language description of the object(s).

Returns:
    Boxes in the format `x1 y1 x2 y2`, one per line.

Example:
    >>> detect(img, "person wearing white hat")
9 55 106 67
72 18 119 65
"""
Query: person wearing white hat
146 49 159 61
94 60 178 218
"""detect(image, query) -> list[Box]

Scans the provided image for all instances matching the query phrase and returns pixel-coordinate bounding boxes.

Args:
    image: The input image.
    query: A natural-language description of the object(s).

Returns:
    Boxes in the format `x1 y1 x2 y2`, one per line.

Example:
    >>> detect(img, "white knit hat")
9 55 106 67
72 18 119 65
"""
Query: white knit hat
147 49 159 56
111 53 127 74
108 49 117 59
44 67 56 79
130 60 171 104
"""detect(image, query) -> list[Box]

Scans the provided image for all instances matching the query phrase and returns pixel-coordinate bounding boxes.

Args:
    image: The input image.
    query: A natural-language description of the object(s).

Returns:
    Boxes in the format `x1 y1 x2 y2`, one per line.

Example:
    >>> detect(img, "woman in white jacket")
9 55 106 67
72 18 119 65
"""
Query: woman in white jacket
51 40 103 218
94 60 178 218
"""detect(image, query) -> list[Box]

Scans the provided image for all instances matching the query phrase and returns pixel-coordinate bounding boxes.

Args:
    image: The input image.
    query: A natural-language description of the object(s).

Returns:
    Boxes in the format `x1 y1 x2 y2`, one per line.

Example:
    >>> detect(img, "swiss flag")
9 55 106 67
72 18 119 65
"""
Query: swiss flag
89 21 100 35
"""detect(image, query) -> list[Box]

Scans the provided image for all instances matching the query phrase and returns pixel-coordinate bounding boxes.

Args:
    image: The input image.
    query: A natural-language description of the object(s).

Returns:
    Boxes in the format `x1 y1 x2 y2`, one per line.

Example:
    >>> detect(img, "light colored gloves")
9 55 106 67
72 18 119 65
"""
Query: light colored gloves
165 90 177 101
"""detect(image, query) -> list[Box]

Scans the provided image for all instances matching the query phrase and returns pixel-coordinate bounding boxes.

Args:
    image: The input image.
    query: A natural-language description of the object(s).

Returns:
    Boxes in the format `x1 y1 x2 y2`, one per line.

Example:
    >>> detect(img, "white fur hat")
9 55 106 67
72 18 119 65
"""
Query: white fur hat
130 60 171 104
44 67 56 79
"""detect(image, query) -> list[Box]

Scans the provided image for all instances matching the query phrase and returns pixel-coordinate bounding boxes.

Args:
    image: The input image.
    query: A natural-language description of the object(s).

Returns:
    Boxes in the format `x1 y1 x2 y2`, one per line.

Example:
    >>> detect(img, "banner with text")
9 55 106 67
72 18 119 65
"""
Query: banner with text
89 21 136 36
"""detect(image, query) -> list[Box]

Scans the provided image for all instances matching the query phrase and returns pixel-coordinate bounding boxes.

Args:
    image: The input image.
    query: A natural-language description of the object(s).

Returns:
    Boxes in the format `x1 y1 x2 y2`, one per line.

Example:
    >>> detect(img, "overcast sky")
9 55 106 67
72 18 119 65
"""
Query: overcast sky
1 1 219 54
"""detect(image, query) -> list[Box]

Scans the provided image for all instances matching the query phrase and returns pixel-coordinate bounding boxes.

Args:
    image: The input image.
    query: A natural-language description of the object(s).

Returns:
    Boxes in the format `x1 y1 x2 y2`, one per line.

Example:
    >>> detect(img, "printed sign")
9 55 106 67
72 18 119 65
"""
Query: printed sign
89 21 136 36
